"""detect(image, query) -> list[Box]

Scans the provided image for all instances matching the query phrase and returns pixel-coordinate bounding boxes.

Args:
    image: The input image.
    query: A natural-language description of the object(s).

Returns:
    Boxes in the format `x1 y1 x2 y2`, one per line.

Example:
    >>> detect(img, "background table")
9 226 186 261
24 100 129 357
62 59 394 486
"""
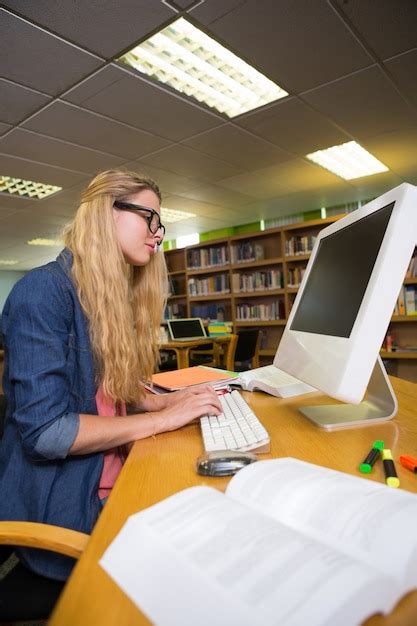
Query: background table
159 334 236 369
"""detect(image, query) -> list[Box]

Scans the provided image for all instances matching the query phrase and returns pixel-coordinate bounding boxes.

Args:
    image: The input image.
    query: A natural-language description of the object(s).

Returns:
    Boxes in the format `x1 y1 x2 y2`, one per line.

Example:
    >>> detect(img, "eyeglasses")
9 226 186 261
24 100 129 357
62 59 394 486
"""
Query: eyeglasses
113 201 166 238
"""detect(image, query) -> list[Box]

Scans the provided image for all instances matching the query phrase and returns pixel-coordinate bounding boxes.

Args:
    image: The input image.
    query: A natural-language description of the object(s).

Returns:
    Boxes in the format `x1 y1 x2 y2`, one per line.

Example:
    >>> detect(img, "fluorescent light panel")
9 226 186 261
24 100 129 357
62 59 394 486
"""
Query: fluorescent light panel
161 207 195 223
118 17 288 118
306 141 389 180
27 238 63 247
0 175 62 199
0 259 18 266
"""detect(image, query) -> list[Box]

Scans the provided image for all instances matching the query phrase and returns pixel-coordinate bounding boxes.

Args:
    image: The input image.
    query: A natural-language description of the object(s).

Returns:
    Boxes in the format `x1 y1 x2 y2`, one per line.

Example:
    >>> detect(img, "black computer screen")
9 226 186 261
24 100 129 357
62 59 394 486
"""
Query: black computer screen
289 202 395 338
169 319 206 339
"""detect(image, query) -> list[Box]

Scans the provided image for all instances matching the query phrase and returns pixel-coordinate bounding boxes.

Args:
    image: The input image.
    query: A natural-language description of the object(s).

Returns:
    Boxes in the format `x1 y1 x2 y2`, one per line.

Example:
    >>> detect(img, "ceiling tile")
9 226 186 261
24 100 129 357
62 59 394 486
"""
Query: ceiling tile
0 194 33 210
0 129 125 174
2 1 174 58
332 0 417 59
0 79 52 125
66 66 224 141
162 194 245 218
179 183 255 207
193 0 373 93
360 128 417 180
182 124 292 170
237 97 351 155
347 171 404 195
1 9 103 96
140 144 243 182
189 0 247 22
23 101 169 159
302 66 417 139
385 49 417 108
63 65 127 105
0 154 89 188
0 123 12 137
218 159 344 199
123 161 201 195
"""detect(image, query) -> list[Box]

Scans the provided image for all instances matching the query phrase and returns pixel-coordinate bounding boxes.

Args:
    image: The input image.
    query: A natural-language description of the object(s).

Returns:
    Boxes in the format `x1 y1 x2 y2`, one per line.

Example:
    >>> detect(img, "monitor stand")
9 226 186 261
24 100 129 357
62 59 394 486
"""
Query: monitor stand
300 355 398 431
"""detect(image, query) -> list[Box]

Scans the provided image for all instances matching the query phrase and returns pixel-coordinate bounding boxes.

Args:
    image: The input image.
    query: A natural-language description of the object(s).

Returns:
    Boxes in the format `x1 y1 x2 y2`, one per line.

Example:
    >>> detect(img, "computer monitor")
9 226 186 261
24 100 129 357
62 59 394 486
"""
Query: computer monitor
275 183 417 430
167 318 207 341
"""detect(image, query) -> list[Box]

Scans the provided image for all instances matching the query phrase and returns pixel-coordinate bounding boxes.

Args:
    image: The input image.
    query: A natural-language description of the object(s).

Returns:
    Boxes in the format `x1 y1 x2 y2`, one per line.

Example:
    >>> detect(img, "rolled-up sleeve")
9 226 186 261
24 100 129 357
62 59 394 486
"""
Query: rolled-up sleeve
5 269 81 461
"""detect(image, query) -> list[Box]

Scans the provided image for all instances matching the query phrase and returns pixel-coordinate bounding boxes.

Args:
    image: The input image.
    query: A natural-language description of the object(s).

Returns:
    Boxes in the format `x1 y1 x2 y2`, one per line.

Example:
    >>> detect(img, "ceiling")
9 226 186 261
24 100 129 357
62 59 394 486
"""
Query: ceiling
1 0 416 270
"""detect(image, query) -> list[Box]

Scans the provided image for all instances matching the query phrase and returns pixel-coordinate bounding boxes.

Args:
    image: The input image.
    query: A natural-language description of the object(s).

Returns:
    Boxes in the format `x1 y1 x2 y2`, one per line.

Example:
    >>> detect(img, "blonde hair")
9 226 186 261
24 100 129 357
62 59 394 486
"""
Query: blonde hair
63 170 168 404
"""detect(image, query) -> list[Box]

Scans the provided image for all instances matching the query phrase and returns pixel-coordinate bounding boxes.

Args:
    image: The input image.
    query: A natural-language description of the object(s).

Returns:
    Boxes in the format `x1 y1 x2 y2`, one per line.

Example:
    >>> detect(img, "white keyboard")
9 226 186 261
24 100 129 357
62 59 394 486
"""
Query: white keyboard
200 390 270 453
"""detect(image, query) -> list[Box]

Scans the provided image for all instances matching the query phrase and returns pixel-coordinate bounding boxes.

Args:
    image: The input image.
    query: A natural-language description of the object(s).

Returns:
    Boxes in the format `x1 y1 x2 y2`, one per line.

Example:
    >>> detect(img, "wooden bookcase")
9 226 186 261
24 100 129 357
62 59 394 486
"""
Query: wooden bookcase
164 221 417 382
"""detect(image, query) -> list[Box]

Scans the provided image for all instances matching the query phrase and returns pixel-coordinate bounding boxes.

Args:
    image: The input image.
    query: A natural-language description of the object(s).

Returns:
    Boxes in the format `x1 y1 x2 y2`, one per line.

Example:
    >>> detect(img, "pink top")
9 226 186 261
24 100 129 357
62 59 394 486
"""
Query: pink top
96 385 128 500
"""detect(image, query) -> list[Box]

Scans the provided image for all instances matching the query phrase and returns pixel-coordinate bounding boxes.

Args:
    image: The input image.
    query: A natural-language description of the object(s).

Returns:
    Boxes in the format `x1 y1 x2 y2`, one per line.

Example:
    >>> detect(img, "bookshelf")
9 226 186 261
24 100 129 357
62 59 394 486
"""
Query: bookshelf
164 223 417 382
165 248 187 320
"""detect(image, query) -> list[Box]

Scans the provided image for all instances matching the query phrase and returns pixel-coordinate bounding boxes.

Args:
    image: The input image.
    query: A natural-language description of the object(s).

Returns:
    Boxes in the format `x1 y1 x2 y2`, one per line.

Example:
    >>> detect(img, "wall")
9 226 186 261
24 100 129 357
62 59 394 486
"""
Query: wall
0 270 26 312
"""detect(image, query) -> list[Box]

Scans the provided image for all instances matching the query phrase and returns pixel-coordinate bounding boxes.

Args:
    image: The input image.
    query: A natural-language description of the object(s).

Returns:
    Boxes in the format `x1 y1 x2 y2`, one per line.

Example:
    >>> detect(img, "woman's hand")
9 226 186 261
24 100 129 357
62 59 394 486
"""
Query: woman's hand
139 384 220 413
147 385 222 434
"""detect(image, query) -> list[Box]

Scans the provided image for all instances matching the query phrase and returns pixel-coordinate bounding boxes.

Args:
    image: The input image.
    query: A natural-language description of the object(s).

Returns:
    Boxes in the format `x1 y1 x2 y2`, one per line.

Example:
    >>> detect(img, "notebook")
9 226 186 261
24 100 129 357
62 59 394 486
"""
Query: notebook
166 318 207 341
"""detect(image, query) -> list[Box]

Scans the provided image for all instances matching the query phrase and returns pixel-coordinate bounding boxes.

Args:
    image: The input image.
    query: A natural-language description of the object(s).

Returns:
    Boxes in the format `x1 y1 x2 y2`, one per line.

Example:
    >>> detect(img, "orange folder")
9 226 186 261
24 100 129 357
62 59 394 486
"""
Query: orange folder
150 366 237 392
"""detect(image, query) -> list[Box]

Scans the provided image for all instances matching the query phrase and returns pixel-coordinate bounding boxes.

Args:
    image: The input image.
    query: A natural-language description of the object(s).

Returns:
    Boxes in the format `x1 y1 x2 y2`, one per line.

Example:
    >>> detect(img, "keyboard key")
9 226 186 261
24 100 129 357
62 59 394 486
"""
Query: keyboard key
200 390 270 453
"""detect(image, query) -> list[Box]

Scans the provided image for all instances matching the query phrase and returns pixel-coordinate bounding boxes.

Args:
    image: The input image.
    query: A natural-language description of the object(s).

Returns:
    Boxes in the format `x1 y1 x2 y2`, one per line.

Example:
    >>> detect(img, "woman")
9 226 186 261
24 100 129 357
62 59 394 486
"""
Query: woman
0 170 221 580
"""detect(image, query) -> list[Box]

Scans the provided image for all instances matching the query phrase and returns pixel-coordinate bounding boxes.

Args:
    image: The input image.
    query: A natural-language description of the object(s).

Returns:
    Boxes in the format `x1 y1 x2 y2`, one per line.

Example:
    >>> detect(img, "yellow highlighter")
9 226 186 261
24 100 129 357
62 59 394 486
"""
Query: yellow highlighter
381 449 400 488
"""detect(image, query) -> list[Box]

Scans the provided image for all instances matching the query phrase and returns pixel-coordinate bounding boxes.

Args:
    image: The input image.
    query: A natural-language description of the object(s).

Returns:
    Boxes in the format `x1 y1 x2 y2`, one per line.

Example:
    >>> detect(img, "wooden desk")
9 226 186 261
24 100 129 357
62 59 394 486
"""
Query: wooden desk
160 334 236 370
50 378 417 626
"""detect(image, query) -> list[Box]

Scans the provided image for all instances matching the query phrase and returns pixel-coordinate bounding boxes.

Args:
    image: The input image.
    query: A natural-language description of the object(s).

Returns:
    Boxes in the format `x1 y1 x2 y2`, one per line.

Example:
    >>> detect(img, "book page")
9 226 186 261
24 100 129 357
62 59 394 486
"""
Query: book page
100 486 396 626
226 458 417 589
239 366 315 397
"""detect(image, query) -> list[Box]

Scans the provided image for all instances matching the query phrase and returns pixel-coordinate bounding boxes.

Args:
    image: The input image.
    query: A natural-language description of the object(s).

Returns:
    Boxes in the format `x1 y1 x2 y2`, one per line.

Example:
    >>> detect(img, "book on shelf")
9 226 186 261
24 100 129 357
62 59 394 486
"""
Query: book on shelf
207 322 233 336
405 285 417 315
100 457 417 626
285 234 317 256
394 285 417 316
235 300 285 321
405 253 417 278
232 364 316 398
231 241 264 263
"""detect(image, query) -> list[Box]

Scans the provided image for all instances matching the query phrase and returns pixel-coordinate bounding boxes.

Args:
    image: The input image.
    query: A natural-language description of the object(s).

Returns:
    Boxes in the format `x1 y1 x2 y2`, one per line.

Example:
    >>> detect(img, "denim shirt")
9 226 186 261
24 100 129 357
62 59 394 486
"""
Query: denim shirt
0 249 103 580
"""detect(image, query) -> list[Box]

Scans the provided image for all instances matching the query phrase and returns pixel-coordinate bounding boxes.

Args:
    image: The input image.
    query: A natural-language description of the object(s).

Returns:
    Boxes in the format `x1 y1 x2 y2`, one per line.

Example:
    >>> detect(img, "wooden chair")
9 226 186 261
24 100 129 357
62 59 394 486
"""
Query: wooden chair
222 334 238 371
0 521 89 623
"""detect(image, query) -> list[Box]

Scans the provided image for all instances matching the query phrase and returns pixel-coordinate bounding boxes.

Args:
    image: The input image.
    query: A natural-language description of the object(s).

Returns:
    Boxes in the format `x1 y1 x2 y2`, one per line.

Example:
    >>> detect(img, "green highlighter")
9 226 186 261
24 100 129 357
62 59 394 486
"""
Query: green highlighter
359 440 384 473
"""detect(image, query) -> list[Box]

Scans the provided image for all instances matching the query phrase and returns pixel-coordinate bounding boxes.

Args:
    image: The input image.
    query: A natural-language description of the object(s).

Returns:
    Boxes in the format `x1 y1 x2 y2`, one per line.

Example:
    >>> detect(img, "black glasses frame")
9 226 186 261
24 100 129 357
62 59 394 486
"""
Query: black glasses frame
113 201 165 238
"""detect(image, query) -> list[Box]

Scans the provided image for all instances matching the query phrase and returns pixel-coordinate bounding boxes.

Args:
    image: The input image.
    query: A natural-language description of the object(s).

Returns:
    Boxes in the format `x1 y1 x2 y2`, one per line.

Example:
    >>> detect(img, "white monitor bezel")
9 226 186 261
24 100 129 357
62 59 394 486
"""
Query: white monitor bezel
275 183 417 404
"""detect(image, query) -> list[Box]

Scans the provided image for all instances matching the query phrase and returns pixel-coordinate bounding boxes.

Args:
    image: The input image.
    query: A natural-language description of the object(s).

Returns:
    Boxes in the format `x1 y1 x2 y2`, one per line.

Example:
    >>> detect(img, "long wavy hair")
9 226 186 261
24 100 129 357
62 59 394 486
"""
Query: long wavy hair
63 170 168 404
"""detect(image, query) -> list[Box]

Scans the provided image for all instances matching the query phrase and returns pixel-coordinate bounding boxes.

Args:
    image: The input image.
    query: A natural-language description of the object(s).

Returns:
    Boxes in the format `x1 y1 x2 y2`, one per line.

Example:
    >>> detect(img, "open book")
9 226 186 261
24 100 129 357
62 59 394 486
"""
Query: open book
100 458 417 626
234 364 316 397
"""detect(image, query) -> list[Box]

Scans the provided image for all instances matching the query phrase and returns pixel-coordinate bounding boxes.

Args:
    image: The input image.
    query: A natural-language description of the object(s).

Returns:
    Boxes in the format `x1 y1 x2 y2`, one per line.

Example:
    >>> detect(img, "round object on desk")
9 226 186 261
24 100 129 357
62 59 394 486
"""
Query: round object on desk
196 450 258 477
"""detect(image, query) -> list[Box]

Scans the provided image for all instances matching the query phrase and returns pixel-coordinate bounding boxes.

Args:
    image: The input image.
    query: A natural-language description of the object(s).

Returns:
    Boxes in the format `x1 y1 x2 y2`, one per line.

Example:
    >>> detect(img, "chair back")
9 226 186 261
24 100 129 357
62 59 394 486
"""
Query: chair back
234 329 261 370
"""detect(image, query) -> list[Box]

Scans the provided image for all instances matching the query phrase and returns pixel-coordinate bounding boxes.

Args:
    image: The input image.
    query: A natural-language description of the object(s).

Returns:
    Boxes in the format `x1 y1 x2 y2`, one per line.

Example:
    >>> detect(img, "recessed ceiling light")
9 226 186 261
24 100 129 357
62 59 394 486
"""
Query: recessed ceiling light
161 207 195 223
118 17 288 118
0 175 62 199
306 141 389 180
27 238 63 247
0 259 18 266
